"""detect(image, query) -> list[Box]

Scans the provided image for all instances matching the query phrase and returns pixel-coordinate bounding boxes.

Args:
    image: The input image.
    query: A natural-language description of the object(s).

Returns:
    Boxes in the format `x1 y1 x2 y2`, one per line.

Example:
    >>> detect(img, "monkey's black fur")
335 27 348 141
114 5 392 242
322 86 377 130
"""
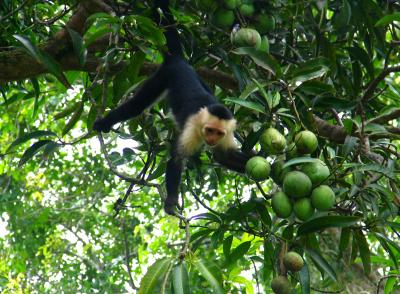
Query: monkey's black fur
94 0 250 214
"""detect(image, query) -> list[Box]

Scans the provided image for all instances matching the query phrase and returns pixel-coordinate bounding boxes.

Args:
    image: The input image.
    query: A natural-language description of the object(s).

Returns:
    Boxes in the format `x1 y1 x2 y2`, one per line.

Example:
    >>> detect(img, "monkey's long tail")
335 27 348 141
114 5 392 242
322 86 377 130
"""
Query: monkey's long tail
154 0 184 57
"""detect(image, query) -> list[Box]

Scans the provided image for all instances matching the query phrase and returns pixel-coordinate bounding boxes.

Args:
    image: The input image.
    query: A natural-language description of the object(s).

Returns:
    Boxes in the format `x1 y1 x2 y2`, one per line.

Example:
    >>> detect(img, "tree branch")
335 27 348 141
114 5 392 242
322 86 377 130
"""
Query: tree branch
0 0 115 83
362 65 400 102
368 108 400 124
313 115 348 143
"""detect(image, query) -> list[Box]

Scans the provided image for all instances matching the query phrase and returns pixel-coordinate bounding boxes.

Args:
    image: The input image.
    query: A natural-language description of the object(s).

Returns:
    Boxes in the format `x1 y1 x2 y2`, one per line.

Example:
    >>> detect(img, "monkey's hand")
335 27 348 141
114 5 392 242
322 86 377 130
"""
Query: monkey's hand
93 118 112 133
164 195 179 215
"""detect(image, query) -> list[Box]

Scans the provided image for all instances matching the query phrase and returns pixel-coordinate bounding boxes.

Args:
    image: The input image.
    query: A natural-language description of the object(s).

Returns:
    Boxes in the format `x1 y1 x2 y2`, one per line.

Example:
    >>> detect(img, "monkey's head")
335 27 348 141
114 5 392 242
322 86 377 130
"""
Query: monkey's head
200 104 237 147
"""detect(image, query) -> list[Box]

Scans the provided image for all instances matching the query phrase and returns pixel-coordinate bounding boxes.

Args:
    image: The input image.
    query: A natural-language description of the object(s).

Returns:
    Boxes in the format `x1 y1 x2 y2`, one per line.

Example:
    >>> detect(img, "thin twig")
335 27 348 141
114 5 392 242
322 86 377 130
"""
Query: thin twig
362 65 400 102
97 132 160 187
376 274 400 294
122 218 138 290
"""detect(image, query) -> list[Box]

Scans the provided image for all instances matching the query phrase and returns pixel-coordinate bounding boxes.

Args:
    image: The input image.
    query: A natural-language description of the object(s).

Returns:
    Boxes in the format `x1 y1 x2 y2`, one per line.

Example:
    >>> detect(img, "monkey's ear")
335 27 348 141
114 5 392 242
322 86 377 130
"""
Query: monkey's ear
93 118 112 133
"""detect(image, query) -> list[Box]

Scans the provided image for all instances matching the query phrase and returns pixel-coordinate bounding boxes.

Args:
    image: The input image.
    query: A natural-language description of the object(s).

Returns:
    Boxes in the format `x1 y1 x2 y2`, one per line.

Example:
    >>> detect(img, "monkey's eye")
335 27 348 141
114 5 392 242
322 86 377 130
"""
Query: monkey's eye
217 131 225 136
204 127 225 137
205 127 215 134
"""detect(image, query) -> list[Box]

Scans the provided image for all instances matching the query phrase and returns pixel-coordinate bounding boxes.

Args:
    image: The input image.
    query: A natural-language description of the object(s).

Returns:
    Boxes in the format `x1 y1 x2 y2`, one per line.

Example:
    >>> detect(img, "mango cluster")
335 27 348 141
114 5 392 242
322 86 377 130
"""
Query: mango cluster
246 128 336 221
197 0 275 51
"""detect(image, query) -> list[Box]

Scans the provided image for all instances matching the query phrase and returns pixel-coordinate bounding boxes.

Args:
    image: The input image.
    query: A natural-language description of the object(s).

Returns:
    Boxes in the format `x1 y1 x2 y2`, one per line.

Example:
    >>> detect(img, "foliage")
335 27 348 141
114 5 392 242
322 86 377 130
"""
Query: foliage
0 0 399 293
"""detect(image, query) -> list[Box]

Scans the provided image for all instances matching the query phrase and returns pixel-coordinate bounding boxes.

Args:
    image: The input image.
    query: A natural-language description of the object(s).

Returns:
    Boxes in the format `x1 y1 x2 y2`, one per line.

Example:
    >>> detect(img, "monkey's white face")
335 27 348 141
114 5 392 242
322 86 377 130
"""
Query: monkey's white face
202 125 227 146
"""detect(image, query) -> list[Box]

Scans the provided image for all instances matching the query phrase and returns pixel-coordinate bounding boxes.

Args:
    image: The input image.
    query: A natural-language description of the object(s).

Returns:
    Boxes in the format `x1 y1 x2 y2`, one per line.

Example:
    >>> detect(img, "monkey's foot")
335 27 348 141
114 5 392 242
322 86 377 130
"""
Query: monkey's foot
164 197 180 215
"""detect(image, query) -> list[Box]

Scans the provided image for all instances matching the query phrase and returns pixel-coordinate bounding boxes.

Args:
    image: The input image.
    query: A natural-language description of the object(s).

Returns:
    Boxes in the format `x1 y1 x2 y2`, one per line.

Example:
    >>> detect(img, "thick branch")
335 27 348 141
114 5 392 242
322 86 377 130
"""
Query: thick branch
0 0 113 83
313 115 348 143
368 108 400 124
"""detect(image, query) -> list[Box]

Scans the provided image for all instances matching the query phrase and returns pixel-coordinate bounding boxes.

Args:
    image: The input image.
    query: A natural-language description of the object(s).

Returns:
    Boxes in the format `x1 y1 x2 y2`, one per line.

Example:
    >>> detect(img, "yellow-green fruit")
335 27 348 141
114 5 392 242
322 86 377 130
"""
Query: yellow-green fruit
293 198 314 221
259 36 269 53
271 191 292 218
311 185 335 211
270 159 290 185
271 276 291 294
283 251 304 272
260 128 287 154
295 130 318 154
224 0 240 9
301 159 330 185
246 156 271 181
232 28 261 48
283 171 312 198
239 3 255 16
213 9 235 28
255 14 276 33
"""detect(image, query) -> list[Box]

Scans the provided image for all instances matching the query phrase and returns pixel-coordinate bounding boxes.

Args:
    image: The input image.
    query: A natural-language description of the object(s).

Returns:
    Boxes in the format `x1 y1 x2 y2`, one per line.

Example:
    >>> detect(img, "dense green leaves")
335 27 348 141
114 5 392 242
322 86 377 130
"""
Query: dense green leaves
194 259 224 294
297 216 361 236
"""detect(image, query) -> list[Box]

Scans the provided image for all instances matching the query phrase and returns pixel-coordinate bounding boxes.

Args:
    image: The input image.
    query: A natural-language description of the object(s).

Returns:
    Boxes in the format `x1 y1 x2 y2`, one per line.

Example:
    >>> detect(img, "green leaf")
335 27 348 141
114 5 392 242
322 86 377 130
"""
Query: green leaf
13 35 41 61
354 230 371 275
297 216 360 236
375 235 399 268
233 47 282 77
194 259 224 294
344 163 395 179
264 91 280 110
67 28 87 66
334 0 352 27
62 101 84 136
7 130 57 152
191 213 220 223
375 12 400 26
263 239 273 281
287 57 330 88
172 262 190 294
338 228 351 259
19 140 53 167
224 98 266 113
38 50 71 88
148 162 166 181
384 276 397 294
342 136 358 157
255 204 272 227
306 249 337 281
31 78 40 119
297 80 335 96
223 235 233 259
85 26 114 46
87 12 120 24
239 83 259 100
282 157 320 169
224 241 252 268
347 46 374 79
231 276 254 294
190 229 213 243
299 263 311 294
139 258 174 294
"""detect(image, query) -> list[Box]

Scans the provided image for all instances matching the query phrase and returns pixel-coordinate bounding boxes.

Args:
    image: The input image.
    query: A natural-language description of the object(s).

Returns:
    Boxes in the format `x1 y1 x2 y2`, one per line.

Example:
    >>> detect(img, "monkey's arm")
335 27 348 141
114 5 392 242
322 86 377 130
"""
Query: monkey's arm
164 149 184 215
213 148 251 174
93 70 168 132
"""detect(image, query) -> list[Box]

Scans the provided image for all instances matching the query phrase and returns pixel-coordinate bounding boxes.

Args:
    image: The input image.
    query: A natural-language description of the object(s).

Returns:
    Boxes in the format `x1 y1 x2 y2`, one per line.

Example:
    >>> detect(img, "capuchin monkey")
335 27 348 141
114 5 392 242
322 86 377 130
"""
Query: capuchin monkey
93 0 250 214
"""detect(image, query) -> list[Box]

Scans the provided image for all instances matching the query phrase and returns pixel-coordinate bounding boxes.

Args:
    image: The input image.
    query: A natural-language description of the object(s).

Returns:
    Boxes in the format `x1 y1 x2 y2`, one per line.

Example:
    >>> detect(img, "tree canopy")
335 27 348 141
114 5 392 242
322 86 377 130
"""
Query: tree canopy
0 0 399 293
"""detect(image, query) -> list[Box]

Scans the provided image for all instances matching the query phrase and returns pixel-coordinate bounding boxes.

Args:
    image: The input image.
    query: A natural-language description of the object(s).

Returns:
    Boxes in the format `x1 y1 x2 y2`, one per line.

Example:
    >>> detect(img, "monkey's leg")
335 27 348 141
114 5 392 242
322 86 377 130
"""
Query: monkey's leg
164 152 183 215
93 68 168 132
